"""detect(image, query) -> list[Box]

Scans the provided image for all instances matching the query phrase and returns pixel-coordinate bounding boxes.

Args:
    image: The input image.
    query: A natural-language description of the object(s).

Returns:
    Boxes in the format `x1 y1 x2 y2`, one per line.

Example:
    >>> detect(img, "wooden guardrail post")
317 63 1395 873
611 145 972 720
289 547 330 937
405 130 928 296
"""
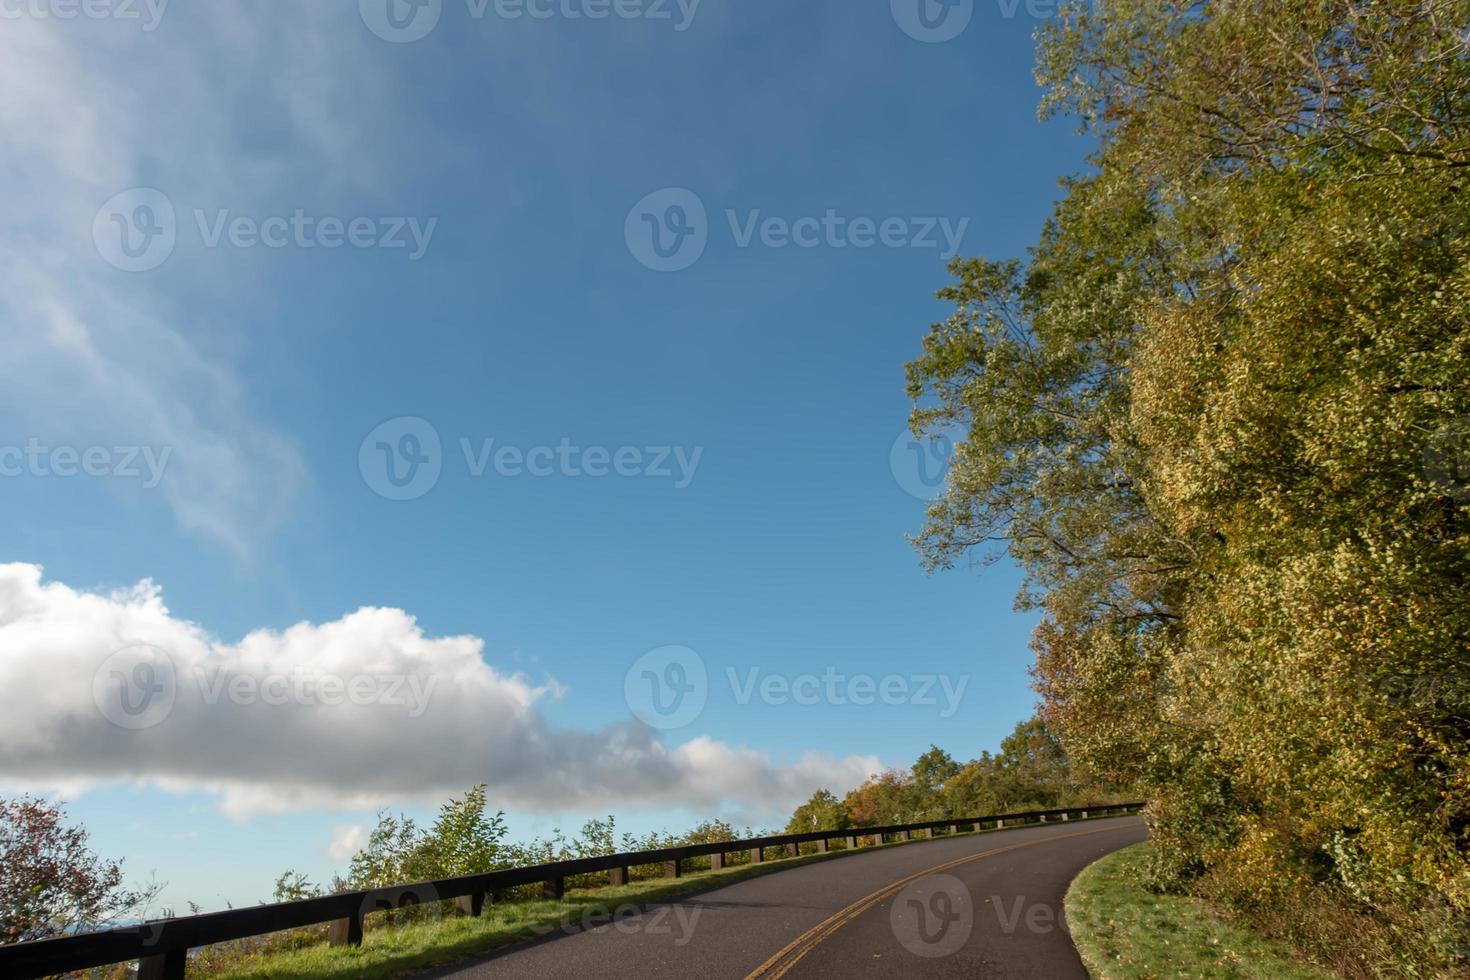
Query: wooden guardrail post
710 852 726 870
815 838 828 853
609 866 630 886
328 912 363 947
663 859 682 879
784 843 798 858
455 892 487 917
137 949 186 980
845 834 858 849
751 844 764 863
543 877 565 900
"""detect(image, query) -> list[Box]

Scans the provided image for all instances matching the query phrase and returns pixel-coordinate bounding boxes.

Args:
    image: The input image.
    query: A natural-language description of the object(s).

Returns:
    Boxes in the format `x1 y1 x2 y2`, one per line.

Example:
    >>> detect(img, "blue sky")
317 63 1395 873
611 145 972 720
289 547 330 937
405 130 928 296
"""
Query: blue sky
0 0 1093 913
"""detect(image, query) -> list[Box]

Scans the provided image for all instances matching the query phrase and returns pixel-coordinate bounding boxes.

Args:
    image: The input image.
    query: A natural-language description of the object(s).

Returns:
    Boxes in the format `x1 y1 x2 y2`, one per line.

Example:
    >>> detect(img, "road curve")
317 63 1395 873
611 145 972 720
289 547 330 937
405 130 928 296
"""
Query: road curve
419 815 1146 979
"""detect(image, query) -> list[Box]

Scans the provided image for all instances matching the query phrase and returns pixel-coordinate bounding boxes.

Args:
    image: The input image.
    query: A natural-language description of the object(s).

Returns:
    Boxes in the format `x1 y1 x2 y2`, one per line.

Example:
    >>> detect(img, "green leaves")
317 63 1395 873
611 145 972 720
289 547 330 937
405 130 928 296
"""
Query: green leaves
785 790 849 834
908 1 1470 972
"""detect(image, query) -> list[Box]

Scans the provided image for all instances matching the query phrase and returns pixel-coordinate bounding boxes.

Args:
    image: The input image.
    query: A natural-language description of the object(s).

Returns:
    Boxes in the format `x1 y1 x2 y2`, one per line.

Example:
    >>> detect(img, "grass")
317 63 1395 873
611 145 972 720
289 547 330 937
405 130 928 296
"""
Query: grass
1065 842 1335 980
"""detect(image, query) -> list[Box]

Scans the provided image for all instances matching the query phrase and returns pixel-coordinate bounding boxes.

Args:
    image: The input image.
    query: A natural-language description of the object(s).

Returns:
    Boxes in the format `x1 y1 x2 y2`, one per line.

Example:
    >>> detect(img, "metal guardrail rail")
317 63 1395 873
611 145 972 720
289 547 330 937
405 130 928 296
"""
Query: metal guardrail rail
0 802 1144 978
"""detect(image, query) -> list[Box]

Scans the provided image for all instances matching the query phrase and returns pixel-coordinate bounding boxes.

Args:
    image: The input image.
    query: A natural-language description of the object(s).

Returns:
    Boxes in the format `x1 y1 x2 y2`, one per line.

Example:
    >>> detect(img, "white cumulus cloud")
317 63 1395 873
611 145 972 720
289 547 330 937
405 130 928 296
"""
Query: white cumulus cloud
0 563 880 821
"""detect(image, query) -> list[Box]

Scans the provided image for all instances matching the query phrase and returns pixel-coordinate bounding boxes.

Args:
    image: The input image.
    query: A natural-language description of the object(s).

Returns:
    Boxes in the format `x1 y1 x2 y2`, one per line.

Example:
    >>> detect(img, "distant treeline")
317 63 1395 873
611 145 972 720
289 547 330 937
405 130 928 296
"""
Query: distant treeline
784 714 1128 834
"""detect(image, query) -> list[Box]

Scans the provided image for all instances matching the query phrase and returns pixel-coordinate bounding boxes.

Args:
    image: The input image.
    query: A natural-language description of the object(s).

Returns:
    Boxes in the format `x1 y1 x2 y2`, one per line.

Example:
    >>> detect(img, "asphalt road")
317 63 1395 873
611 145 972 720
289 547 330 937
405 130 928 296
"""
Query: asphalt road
421 815 1147 979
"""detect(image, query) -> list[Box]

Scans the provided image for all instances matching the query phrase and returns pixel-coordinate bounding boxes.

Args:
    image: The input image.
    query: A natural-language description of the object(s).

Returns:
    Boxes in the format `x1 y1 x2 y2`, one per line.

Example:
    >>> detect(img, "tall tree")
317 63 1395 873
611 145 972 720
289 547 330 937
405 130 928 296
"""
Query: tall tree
906 2 1469 972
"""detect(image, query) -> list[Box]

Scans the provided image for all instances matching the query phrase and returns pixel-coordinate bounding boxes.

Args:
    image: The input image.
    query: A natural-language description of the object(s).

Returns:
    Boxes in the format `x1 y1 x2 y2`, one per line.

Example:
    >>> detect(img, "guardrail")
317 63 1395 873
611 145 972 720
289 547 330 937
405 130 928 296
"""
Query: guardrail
0 801 1144 979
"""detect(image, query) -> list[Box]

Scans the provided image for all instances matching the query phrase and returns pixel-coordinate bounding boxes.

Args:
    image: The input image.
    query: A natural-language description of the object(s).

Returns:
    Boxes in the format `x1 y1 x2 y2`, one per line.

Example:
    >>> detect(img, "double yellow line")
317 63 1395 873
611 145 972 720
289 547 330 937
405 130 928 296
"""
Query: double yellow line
744 822 1130 979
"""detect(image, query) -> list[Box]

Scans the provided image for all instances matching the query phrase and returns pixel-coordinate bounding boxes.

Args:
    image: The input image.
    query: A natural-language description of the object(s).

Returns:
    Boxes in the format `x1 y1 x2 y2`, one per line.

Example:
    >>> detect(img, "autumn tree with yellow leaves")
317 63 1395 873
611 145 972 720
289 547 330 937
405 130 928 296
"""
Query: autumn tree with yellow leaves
905 2 1470 974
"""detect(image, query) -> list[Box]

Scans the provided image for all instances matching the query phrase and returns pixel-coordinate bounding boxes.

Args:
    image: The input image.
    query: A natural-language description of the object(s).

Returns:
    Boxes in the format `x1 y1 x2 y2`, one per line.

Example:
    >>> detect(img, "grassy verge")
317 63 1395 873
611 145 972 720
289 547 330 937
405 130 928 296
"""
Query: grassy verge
192 815 1127 979
1065 842 1334 980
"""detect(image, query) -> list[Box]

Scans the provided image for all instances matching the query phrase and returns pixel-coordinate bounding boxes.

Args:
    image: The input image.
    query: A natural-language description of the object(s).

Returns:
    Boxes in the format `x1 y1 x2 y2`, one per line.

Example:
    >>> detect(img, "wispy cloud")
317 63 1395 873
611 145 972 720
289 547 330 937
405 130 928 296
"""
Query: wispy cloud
0 7 415 554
